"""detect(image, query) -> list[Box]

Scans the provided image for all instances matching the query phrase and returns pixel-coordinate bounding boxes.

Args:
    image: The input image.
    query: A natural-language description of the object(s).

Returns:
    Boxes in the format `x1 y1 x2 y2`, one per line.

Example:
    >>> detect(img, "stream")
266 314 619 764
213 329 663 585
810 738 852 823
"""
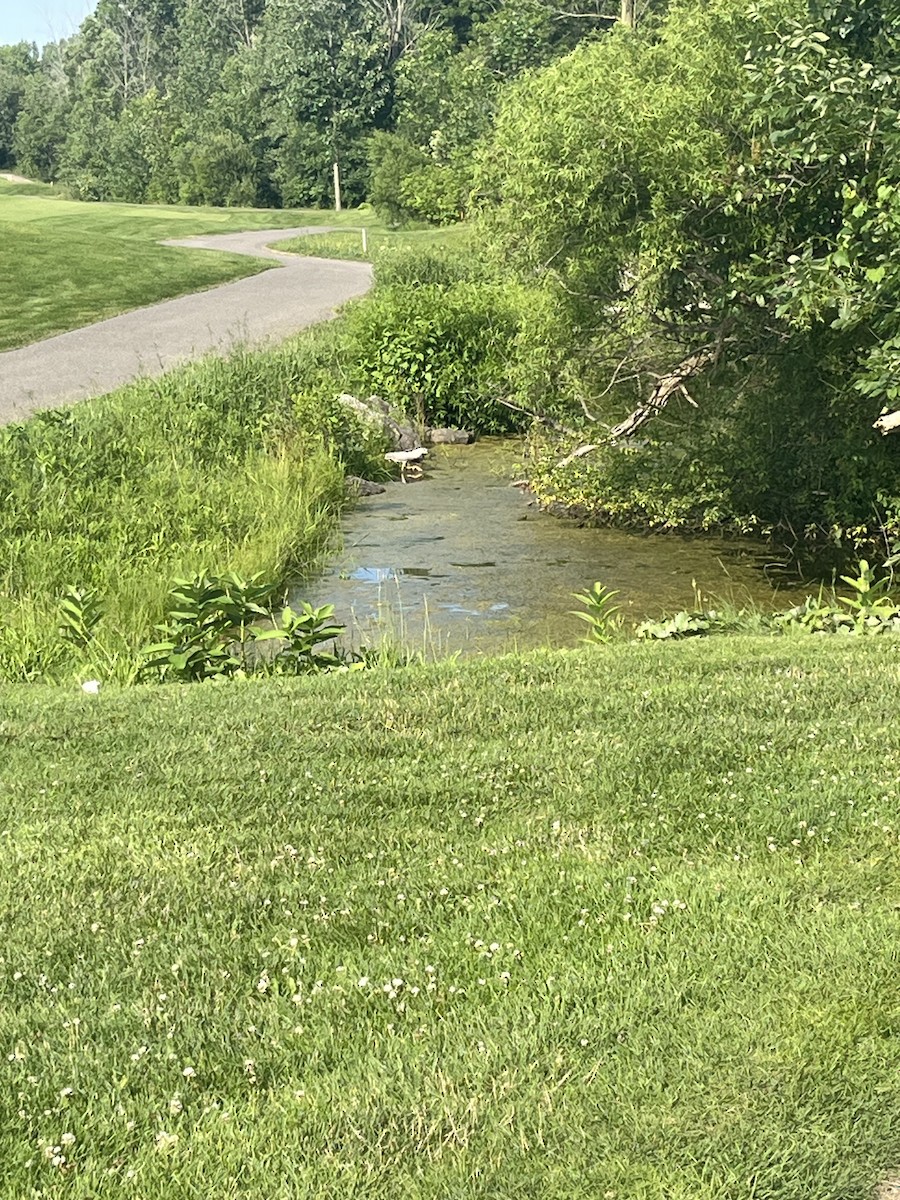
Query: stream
300 439 813 657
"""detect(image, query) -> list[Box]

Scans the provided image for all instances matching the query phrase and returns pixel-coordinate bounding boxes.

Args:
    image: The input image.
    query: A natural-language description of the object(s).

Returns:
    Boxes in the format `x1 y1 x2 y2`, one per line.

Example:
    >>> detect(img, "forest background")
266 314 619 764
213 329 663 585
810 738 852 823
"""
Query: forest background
3 0 900 550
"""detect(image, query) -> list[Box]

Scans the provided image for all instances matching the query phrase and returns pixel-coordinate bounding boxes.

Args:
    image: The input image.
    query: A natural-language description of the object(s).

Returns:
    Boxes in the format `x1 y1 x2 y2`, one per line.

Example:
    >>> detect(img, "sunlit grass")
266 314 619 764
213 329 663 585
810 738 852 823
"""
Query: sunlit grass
275 223 470 262
0 324 375 682
0 636 899 1196
0 179 373 350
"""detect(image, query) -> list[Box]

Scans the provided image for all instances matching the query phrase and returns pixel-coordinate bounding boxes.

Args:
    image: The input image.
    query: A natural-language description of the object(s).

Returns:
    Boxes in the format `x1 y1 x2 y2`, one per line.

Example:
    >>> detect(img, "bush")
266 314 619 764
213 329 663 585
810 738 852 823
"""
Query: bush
367 132 429 226
344 279 525 433
368 132 471 226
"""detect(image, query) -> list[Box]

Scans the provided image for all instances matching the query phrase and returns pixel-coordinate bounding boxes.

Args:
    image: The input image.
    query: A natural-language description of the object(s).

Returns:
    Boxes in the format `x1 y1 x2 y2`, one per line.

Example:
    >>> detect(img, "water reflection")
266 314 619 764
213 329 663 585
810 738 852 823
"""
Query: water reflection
298 440 813 657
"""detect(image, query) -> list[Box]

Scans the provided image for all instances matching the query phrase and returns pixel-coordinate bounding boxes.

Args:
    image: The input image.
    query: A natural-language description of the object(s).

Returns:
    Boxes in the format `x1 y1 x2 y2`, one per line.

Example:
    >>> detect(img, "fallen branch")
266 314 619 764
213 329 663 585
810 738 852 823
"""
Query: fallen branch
555 444 602 470
607 347 715 440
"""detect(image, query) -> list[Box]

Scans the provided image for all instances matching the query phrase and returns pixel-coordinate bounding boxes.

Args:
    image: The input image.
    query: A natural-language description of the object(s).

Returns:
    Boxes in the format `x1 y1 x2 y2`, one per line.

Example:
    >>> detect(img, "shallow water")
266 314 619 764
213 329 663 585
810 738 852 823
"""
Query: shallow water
299 440 812 657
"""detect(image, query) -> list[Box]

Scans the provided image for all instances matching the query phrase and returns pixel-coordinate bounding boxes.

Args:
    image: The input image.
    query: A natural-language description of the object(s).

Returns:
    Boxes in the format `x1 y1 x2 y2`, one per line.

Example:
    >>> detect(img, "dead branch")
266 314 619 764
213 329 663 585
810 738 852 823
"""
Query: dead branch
874 410 900 436
607 347 716 440
555 444 602 470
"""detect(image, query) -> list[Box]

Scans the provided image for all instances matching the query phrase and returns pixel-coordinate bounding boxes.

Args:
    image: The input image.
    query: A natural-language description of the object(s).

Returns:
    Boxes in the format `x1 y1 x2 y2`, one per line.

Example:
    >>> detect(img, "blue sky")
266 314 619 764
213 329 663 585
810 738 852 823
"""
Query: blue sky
1 1 97 48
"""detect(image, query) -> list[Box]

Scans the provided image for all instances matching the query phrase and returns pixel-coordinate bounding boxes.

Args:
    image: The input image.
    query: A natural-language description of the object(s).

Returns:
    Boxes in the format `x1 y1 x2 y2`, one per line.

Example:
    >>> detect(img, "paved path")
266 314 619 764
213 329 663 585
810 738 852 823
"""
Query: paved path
0 227 372 425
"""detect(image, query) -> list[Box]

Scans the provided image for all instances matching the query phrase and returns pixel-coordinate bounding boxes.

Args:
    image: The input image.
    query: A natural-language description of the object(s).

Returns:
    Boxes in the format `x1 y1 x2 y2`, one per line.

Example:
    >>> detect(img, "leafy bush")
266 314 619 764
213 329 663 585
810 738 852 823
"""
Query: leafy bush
345 280 525 433
368 131 473 226
367 132 430 226
140 573 352 682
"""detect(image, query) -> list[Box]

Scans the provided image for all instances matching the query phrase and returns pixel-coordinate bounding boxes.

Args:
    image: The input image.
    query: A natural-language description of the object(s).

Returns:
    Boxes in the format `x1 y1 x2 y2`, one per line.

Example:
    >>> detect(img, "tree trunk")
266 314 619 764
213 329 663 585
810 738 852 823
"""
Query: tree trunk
620 0 635 28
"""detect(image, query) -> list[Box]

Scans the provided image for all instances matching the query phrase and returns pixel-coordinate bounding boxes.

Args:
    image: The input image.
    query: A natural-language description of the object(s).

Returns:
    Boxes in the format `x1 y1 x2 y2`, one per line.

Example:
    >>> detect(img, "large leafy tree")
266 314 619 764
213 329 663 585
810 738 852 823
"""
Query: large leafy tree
478 0 900 536
259 0 392 207
0 42 37 168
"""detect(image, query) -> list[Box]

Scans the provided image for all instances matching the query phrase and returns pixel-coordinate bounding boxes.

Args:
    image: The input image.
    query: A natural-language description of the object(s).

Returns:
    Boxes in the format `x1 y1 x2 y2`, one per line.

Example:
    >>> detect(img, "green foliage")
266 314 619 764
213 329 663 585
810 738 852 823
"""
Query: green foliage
367 132 430 225
0 42 37 169
0 326 383 683
140 572 274 682
253 601 350 674
345 278 524 433
773 559 900 635
569 582 621 643
176 130 259 207
58 587 104 650
637 609 714 640
476 0 900 542
140 575 351 682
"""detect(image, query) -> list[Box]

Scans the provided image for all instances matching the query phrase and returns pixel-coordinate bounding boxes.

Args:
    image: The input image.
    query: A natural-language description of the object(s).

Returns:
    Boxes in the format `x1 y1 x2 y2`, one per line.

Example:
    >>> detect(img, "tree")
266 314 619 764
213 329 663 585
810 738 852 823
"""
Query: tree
12 56 70 181
256 0 392 209
477 0 900 537
0 42 38 169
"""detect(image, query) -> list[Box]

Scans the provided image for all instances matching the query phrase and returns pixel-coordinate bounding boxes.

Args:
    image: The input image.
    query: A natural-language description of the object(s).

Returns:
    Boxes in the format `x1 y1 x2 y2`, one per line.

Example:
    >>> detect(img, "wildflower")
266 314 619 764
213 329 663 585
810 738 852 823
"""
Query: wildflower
81 680 100 695
154 1130 178 1153
181 1066 196 1078
169 1096 183 1116
60 1133 76 1146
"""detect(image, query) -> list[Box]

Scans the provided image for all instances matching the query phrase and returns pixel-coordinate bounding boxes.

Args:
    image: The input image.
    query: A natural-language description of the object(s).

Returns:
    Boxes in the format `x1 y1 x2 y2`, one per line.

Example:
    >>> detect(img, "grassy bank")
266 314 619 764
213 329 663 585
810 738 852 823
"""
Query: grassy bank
1 636 899 1197
0 180 373 350
0 324 381 682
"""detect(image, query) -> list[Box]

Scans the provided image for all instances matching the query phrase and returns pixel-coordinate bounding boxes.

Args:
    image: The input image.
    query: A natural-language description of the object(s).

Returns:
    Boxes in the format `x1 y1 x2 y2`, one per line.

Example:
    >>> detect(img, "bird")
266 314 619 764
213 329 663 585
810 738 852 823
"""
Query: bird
384 447 428 482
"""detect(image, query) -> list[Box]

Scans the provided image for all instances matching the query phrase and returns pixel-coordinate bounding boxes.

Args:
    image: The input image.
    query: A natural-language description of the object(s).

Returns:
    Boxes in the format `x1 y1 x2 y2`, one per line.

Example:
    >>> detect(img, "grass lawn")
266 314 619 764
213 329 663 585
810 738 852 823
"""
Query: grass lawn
2 635 900 1197
0 180 374 351
274 223 470 262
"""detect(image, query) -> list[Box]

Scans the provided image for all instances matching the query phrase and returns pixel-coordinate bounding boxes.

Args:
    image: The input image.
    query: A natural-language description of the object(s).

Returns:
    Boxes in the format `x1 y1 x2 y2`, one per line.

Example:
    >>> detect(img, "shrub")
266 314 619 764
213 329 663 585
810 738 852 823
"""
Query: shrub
344 280 525 433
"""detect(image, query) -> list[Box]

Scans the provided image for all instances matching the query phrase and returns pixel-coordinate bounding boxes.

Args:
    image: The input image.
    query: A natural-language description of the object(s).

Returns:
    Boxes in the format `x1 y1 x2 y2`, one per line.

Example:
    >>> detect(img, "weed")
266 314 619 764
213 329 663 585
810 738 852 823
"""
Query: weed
570 582 622 643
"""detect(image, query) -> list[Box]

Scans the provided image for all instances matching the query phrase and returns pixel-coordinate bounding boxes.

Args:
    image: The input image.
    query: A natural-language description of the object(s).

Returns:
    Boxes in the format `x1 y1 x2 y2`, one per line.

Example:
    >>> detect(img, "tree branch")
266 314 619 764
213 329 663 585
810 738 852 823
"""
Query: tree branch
607 346 716 439
498 398 580 438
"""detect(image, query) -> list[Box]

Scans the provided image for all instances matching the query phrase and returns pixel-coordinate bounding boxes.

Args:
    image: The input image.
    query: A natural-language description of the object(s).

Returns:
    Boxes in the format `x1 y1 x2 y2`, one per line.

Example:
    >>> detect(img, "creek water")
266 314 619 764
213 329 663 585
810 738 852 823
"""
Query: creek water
300 439 812 657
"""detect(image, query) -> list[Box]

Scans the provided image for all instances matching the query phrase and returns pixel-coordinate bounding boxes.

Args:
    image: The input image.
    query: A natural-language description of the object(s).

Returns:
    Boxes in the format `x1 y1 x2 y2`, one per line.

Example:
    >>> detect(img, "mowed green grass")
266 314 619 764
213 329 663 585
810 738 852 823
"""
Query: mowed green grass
2 636 900 1197
275 223 470 262
0 180 373 351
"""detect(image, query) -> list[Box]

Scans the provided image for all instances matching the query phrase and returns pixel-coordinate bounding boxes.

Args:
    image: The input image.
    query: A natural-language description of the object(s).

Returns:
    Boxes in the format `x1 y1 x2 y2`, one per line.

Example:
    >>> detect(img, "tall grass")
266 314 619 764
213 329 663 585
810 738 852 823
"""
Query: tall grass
0 326 381 682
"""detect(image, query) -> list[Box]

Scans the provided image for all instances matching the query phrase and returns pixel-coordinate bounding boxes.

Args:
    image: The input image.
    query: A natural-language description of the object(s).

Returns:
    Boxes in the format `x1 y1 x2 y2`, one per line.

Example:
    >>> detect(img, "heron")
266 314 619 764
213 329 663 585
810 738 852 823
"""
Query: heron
385 447 428 482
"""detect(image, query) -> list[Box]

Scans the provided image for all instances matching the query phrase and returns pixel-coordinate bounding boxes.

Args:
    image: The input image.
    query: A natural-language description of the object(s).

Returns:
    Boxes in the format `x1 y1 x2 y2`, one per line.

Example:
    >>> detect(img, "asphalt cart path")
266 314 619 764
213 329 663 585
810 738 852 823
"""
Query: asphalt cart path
0 226 372 424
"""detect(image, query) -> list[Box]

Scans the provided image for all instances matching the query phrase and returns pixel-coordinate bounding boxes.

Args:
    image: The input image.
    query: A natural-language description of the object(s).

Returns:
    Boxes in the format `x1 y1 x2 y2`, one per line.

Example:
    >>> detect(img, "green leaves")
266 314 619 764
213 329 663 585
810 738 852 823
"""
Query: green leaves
570 582 622 644
139 574 356 683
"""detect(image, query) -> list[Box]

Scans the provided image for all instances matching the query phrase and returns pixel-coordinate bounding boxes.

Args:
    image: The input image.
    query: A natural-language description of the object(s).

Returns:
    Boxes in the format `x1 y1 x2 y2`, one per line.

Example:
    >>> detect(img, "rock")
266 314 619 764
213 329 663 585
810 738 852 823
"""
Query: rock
426 427 473 445
336 392 422 452
345 476 386 496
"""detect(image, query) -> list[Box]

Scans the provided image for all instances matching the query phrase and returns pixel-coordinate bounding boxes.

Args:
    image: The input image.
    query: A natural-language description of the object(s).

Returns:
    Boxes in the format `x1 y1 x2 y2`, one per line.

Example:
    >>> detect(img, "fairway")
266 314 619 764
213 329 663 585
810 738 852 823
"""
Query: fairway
0 180 374 351
2 637 900 1197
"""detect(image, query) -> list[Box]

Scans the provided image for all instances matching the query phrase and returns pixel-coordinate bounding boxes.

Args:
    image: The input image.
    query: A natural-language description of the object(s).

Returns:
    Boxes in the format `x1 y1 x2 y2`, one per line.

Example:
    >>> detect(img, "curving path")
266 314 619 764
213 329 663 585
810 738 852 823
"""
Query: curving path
0 227 372 425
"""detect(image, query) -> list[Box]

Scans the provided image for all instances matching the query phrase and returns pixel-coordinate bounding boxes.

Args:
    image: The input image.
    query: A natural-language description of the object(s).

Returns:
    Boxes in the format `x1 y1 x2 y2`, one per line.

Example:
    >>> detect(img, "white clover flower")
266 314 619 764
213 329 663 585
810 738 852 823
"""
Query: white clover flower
181 1066 196 1078
155 1130 178 1153
60 1132 76 1146
81 680 100 695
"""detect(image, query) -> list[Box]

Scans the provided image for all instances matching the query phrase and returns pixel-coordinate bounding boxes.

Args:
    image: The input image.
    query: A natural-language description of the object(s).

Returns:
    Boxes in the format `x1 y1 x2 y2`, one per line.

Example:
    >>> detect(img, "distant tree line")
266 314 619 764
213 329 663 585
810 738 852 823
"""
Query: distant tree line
0 0 646 214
